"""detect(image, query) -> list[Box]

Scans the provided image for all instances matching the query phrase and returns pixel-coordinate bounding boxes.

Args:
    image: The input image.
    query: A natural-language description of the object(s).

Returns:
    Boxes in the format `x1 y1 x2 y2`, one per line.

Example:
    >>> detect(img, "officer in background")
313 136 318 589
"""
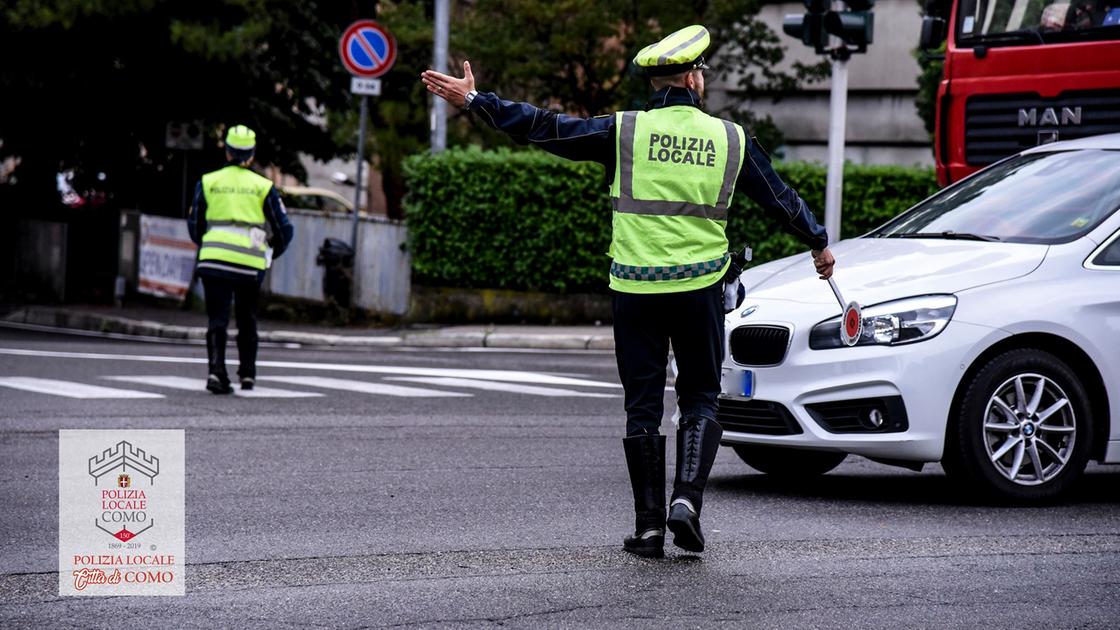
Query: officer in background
187 125 294 394
422 25 835 557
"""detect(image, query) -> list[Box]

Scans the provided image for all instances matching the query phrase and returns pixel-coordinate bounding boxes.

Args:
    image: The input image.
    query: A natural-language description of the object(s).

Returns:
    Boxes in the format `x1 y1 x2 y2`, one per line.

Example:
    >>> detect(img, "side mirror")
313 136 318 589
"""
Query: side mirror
919 15 947 50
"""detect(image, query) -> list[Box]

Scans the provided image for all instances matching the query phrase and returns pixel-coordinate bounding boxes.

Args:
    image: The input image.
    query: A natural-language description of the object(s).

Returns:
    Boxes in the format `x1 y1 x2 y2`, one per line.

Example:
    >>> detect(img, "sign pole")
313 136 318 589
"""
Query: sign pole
181 151 189 217
351 94 368 251
339 19 396 298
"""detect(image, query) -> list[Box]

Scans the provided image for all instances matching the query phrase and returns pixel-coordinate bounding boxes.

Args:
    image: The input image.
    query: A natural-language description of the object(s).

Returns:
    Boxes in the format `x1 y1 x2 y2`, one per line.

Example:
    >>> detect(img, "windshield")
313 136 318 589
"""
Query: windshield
870 149 1120 244
957 0 1120 46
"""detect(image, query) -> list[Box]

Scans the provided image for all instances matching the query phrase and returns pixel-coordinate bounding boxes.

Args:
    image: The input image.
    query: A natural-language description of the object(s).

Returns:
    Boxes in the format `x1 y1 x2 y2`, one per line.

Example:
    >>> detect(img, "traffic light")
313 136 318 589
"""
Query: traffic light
783 0 830 54
825 0 874 53
782 0 875 56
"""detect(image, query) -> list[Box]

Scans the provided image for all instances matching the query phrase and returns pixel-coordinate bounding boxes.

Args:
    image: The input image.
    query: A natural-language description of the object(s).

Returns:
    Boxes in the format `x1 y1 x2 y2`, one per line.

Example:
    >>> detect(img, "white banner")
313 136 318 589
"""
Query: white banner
59 430 186 596
138 215 197 300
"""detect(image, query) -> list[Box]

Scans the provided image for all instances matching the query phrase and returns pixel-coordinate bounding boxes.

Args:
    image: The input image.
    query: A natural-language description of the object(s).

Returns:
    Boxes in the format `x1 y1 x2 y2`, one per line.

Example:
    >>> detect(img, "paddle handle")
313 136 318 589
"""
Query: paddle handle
827 277 847 310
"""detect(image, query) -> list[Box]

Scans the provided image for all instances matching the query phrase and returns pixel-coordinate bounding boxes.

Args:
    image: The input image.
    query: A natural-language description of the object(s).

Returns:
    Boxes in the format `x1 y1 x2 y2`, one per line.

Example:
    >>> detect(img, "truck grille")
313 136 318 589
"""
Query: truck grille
728 325 790 366
716 398 802 436
964 90 1120 166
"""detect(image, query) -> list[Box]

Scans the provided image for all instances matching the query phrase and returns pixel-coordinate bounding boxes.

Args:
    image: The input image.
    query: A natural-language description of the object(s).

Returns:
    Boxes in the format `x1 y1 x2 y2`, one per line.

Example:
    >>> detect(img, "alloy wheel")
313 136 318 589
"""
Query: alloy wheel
982 373 1076 486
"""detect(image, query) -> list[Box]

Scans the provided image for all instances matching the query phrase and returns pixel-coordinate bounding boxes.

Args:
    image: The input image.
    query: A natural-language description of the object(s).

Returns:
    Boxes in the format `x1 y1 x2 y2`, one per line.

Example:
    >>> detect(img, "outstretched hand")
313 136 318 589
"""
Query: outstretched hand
421 60 476 109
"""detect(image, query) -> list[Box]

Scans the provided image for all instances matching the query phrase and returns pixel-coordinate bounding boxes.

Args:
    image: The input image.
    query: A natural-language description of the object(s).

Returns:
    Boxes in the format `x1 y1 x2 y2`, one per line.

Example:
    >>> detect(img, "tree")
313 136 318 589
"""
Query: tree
371 0 827 193
0 0 363 212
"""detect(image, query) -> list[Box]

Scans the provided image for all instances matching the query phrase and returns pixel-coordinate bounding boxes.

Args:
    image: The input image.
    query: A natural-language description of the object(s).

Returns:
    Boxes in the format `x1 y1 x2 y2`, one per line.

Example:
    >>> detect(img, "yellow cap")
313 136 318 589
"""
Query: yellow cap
225 125 257 150
633 25 711 77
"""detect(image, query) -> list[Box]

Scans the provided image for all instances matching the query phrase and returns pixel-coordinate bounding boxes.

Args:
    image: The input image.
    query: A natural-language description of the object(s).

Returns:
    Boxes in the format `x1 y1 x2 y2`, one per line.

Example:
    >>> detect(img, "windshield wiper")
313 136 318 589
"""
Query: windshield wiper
885 231 1001 242
959 29 1045 46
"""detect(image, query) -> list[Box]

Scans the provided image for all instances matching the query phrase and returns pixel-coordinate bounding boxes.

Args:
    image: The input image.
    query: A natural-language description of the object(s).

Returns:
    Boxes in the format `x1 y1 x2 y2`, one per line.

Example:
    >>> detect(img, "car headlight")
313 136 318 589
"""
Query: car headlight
809 295 957 349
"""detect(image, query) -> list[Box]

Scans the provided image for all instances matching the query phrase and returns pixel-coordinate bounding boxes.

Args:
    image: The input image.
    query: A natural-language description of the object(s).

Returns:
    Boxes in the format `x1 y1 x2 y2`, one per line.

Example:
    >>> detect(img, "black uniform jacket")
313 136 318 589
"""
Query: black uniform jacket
466 86 830 252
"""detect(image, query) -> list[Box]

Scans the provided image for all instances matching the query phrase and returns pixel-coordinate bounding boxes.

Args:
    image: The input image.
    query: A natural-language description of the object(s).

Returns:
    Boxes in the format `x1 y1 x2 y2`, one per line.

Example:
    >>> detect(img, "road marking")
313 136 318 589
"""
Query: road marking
0 347 619 388
264 376 471 398
0 377 165 399
104 376 323 398
385 376 618 398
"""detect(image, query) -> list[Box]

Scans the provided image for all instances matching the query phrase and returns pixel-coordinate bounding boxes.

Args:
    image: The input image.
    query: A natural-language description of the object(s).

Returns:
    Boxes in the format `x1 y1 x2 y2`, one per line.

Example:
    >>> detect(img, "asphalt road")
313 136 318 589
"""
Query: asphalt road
1 328 1118 629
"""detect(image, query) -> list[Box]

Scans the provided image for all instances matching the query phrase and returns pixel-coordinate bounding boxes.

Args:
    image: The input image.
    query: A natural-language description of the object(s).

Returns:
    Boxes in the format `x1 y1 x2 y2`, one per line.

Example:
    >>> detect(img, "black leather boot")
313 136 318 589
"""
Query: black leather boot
206 330 233 395
622 434 666 558
667 415 723 552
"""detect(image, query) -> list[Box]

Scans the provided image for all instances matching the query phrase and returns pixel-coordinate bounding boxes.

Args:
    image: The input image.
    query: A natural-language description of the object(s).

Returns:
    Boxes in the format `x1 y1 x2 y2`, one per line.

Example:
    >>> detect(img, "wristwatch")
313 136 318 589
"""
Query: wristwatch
463 89 478 110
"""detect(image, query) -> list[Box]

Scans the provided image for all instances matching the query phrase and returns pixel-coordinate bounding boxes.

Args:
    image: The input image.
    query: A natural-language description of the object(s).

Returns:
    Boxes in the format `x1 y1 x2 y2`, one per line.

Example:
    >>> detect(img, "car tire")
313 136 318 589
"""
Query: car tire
731 444 847 477
943 348 1093 502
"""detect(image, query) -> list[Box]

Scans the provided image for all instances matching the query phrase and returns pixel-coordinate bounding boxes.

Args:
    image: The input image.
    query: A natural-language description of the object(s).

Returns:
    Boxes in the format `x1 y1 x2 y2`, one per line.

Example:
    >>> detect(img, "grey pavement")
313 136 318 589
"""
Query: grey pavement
0 328 1118 628
0 304 616 350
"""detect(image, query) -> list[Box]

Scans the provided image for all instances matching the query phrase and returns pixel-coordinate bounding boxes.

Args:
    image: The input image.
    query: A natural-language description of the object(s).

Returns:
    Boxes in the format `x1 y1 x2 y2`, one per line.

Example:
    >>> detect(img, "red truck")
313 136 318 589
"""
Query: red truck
921 0 1120 185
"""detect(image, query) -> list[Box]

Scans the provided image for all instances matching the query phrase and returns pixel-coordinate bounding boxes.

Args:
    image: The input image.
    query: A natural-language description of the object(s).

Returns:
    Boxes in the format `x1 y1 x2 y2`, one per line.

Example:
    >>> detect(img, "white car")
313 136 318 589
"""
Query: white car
719 133 1120 500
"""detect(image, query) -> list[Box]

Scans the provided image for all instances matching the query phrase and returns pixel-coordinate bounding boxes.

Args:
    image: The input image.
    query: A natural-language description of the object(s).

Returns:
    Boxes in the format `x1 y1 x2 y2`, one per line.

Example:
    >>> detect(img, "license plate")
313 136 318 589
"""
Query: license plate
721 368 754 399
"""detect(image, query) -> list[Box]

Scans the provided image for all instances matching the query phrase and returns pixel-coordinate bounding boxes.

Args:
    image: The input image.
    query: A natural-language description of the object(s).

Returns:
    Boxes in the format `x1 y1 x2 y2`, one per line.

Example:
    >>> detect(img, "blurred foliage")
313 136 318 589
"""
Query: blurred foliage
914 0 947 147
404 148 938 293
1 0 825 215
375 0 828 203
913 45 944 144
0 0 362 211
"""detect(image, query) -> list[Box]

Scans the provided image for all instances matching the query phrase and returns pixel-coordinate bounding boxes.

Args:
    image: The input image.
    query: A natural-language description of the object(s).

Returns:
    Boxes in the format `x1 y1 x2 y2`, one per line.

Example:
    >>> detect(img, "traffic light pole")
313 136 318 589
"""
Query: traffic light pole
783 0 873 245
824 53 848 244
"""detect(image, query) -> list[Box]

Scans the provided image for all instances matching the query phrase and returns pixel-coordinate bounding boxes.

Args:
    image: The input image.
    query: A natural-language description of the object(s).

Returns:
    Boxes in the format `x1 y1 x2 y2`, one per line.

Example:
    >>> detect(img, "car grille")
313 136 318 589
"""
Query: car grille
964 89 1120 166
729 325 790 366
716 398 802 436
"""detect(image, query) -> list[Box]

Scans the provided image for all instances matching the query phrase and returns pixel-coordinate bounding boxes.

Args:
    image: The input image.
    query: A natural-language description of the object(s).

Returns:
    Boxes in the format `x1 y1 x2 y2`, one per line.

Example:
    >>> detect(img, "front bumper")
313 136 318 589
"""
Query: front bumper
718 316 1007 462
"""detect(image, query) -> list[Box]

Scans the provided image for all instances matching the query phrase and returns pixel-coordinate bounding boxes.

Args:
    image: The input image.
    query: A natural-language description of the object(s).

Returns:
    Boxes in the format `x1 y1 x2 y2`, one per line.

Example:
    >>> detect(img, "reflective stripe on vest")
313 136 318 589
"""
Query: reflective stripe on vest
608 107 745 293
609 254 730 281
199 166 271 270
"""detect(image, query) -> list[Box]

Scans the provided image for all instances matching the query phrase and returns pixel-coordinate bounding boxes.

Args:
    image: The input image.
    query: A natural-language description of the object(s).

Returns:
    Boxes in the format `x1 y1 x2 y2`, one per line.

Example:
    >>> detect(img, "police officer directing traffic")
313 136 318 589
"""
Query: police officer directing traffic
187 125 294 394
422 25 835 557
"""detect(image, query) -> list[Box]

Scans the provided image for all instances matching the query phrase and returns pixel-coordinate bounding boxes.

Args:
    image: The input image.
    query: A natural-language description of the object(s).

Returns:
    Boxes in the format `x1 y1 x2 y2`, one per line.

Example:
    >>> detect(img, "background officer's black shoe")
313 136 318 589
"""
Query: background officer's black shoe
666 499 704 552
622 434 667 558
623 528 665 558
206 374 234 395
241 377 255 391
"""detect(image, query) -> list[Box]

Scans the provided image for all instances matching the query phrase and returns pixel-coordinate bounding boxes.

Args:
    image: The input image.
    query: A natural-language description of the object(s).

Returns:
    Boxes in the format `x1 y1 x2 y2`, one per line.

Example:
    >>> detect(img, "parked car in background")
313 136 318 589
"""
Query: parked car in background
278 185 354 214
719 133 1120 501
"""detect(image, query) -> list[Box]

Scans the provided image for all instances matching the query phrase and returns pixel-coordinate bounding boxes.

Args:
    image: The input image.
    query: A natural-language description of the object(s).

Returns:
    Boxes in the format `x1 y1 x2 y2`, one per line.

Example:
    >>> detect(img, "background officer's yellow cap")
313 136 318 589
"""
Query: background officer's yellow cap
225 125 257 150
633 25 711 77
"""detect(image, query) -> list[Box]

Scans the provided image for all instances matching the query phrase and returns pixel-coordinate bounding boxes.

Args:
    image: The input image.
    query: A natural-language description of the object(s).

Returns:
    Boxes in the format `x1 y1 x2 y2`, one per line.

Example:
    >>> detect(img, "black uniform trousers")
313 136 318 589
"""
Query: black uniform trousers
612 281 724 437
200 273 261 379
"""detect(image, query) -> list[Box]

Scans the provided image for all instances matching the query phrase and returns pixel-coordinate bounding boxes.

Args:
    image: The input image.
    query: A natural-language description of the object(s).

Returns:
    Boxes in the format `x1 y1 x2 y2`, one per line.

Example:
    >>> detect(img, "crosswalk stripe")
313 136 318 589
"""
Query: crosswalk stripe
0 347 620 389
104 376 323 398
264 376 471 398
385 376 618 398
0 377 165 399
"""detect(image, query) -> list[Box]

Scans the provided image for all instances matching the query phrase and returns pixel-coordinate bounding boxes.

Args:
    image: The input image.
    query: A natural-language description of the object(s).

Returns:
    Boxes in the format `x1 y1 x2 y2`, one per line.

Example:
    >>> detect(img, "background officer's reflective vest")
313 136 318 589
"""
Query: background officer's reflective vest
609 107 745 294
199 165 272 270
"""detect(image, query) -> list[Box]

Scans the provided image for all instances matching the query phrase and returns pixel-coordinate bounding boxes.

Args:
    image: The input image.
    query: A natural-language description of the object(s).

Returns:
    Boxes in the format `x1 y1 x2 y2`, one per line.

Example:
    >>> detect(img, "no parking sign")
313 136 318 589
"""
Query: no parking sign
339 20 397 78
338 20 396 252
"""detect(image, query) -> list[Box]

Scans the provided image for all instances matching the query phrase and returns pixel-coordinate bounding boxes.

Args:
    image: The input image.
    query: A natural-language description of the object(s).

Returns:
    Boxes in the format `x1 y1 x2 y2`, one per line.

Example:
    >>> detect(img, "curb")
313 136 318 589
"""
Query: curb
1 307 615 351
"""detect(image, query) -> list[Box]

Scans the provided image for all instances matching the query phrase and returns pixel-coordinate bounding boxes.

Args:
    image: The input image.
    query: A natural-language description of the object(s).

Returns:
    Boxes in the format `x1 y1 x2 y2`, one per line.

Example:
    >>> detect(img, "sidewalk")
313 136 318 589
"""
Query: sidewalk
0 305 615 351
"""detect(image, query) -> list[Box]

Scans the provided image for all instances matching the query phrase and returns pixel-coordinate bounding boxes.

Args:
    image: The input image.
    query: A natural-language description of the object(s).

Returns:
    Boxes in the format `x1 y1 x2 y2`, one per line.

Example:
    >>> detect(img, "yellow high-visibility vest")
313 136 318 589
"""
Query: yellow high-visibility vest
608 107 745 294
198 165 272 270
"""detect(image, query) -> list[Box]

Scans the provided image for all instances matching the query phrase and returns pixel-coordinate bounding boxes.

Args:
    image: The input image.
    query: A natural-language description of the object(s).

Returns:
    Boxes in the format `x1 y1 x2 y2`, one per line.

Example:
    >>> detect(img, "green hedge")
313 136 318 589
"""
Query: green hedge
403 147 938 293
